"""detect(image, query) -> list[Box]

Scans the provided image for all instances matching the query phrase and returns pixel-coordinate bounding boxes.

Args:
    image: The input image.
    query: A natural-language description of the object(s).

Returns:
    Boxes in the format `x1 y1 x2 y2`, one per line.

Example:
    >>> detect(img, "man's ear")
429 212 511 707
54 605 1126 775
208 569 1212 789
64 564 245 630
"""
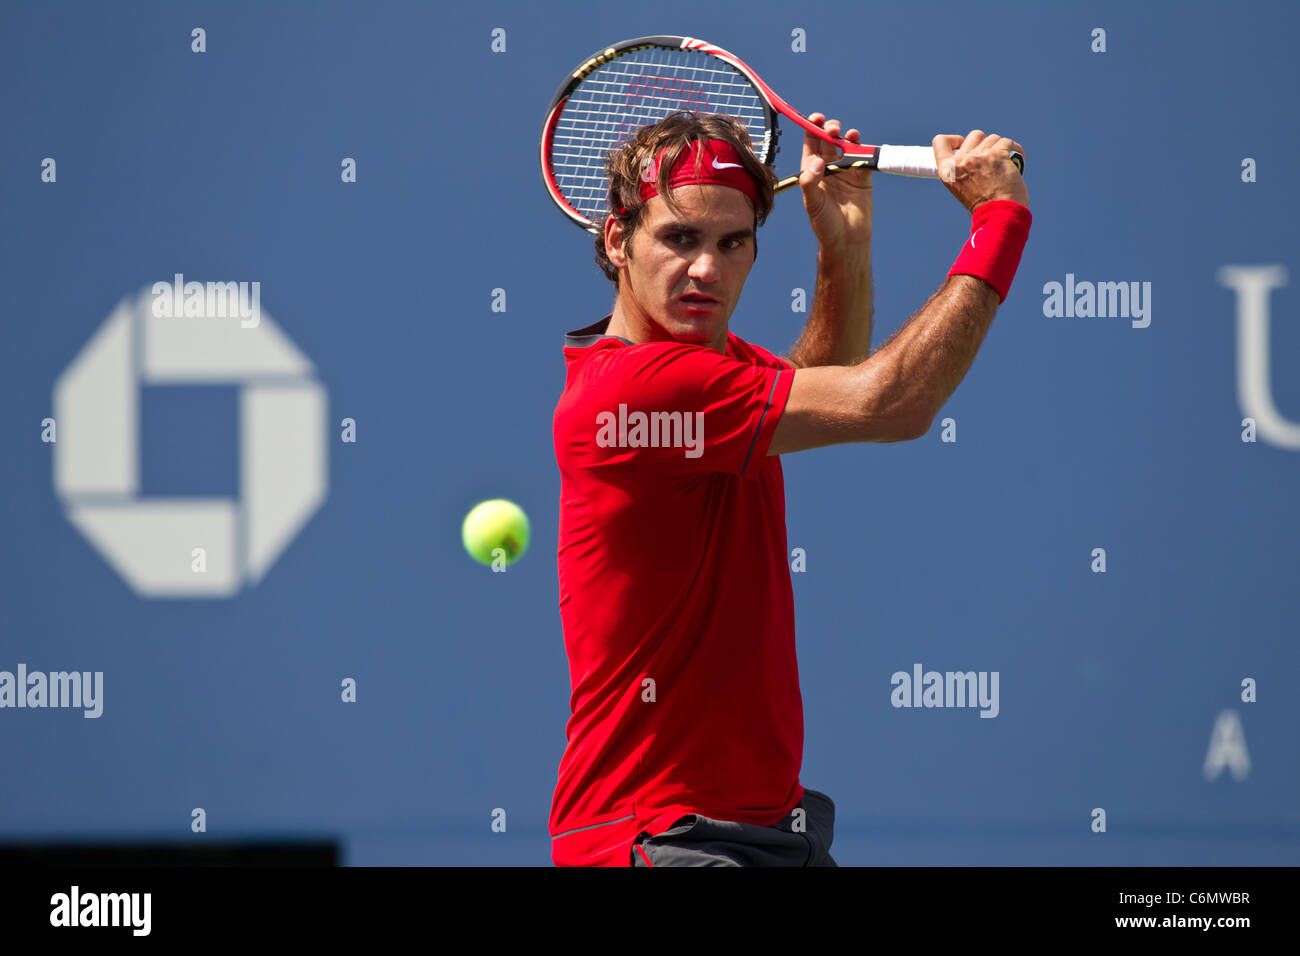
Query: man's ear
605 216 629 269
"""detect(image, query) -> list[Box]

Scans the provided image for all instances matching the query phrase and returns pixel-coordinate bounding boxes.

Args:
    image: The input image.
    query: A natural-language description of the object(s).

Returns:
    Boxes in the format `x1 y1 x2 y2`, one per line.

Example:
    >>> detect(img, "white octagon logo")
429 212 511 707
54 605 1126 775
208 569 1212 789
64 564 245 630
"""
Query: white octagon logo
53 287 328 597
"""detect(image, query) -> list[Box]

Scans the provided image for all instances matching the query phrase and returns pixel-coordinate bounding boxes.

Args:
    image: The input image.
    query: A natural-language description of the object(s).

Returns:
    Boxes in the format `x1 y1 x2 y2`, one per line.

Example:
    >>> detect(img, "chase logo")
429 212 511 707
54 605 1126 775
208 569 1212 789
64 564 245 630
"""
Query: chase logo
52 286 328 598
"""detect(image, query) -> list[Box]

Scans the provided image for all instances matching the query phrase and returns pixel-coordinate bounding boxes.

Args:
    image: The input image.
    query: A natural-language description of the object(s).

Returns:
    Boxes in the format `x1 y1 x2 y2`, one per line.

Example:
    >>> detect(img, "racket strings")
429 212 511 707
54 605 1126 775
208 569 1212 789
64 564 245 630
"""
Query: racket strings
548 47 771 222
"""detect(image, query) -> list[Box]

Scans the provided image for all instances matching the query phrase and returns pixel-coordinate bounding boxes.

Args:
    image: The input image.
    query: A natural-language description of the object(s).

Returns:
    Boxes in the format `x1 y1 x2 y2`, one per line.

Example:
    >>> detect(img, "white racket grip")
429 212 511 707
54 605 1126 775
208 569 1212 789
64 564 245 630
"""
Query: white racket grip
875 145 939 179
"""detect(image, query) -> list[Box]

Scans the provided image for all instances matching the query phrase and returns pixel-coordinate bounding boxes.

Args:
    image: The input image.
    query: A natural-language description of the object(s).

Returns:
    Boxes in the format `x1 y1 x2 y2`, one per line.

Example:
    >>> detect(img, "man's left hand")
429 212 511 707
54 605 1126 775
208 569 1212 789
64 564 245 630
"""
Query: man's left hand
798 112 873 252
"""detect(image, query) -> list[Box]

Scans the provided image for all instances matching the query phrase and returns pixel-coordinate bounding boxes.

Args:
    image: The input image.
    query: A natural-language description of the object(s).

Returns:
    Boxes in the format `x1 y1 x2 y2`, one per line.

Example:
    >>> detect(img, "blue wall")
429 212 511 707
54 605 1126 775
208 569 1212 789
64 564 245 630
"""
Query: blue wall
1 0 1295 865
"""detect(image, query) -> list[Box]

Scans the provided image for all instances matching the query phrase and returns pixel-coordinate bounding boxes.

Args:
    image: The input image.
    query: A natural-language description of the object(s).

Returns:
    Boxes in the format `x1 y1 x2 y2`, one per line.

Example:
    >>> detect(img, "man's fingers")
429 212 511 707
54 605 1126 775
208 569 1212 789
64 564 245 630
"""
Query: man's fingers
997 138 1026 164
974 134 1026 170
957 129 987 157
803 113 828 165
799 152 825 187
932 134 964 156
933 134 964 182
804 112 851 167
969 133 1027 172
809 114 859 143
820 117 845 161
806 112 829 142
936 130 1001 182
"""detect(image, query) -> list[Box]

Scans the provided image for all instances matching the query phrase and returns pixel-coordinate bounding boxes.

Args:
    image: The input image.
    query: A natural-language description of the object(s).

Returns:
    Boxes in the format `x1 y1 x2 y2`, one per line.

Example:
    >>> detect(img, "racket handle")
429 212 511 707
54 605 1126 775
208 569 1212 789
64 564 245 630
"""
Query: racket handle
874 145 940 178
871 144 1026 178
778 146 1026 192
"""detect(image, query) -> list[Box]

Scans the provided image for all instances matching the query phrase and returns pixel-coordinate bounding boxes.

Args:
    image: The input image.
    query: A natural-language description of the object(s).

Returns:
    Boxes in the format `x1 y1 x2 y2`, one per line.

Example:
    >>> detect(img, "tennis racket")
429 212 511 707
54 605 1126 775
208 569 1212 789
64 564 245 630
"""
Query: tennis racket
540 34 1025 234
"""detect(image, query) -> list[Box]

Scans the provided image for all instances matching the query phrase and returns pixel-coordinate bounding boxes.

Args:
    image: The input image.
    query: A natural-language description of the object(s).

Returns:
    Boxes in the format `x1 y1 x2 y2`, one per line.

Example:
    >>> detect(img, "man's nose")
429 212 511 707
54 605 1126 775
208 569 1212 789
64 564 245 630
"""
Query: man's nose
688 250 720 283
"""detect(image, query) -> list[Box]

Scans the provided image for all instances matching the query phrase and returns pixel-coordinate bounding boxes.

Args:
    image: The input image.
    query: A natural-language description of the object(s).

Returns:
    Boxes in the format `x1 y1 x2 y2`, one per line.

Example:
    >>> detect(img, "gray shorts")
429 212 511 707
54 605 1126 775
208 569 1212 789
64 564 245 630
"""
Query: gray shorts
631 788 837 867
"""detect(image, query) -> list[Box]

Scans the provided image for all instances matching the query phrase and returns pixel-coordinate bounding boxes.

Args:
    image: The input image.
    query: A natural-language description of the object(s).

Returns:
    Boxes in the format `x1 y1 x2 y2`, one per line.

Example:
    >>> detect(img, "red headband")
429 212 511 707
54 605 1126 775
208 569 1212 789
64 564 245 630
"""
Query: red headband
614 139 761 217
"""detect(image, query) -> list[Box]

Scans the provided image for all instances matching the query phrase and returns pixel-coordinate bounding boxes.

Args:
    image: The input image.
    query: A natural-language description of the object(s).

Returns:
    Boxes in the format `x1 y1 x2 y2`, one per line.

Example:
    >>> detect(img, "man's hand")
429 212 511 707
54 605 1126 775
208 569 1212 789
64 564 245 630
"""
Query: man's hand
933 130 1029 214
798 113 873 251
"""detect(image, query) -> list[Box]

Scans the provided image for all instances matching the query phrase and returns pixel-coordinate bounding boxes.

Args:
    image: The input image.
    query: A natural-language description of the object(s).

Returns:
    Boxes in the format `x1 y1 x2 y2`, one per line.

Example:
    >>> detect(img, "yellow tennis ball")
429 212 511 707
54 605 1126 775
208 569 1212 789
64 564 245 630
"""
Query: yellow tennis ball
462 499 530 566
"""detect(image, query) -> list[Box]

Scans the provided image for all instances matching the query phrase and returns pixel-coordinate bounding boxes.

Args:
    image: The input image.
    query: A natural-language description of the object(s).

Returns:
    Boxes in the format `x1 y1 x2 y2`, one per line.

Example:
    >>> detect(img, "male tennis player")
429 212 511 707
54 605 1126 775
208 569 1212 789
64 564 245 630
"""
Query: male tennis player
550 110 1030 866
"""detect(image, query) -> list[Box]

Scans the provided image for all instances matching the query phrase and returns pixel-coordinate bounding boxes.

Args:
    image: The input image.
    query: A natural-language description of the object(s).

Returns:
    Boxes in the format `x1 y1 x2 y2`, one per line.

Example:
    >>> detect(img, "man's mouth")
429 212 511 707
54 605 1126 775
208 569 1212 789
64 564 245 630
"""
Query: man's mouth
680 294 719 305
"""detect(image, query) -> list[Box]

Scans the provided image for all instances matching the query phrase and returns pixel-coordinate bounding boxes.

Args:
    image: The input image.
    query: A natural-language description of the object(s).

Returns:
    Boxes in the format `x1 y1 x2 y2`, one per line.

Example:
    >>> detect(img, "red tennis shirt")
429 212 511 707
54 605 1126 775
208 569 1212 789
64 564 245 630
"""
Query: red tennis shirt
549 313 803 866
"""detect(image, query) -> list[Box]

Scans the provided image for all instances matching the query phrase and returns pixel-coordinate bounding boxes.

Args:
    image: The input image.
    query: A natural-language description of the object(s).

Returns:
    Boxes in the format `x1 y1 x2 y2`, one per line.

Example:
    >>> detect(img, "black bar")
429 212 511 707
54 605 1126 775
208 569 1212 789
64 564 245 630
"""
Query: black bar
0 862 1283 941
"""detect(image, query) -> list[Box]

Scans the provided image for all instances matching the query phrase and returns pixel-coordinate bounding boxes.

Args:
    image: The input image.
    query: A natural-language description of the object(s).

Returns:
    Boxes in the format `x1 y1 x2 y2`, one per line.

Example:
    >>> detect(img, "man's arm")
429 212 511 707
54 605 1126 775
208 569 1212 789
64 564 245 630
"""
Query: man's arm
768 129 1030 455
787 247 873 369
770 274 1000 452
785 112 874 370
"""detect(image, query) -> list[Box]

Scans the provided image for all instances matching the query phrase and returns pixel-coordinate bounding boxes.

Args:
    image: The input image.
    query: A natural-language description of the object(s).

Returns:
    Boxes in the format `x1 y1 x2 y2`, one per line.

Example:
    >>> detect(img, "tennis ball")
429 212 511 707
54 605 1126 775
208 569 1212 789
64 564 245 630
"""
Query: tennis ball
462 499 530 567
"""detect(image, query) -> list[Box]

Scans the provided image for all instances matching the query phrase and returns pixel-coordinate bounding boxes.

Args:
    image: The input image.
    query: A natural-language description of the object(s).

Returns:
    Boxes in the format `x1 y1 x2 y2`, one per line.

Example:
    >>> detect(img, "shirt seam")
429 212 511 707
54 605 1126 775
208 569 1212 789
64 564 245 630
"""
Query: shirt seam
739 368 786 476
551 813 636 840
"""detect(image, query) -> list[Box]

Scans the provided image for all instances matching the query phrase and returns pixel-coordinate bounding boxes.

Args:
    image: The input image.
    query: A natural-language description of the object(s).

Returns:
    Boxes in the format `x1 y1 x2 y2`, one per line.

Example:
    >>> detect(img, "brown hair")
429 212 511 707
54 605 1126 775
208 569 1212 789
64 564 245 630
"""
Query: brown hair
594 111 776 286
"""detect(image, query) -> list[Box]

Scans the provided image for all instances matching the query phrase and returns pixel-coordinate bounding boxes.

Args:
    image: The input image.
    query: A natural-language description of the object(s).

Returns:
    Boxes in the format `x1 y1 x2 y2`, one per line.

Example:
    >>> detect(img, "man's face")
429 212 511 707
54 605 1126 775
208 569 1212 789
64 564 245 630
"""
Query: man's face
610 184 756 351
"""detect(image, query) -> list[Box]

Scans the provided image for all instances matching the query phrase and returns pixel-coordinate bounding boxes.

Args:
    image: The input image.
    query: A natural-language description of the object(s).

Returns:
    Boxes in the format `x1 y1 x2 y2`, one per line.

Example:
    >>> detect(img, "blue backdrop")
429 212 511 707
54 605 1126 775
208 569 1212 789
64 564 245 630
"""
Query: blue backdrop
1 0 1296 865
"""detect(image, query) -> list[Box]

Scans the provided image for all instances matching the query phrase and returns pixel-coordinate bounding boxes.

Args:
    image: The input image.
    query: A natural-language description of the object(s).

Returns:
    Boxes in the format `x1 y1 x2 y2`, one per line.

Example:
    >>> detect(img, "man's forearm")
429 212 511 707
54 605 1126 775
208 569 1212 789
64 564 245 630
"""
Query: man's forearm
788 246 873 368
862 274 1001 433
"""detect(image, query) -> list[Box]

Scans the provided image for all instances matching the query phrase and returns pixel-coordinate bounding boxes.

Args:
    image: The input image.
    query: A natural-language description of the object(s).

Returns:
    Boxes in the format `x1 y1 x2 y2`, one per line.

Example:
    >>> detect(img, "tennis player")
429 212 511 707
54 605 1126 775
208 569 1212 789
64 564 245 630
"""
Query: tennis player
550 110 1031 866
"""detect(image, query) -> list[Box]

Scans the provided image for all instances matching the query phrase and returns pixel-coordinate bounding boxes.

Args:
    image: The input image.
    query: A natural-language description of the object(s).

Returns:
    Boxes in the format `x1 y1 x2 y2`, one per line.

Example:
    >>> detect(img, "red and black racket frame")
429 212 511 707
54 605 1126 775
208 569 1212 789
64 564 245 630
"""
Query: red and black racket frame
540 35 886 233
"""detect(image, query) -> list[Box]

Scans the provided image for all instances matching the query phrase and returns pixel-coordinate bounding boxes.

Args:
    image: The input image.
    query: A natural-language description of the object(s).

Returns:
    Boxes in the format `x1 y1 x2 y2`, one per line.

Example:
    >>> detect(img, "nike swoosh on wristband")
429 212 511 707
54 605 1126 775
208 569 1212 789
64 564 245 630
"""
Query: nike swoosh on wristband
712 157 743 169
970 227 984 249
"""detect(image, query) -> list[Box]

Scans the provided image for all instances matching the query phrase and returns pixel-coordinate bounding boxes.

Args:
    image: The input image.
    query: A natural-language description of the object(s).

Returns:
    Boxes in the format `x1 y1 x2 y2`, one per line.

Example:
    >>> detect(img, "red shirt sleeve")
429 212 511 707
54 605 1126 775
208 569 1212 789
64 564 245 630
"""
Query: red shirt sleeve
568 341 793 479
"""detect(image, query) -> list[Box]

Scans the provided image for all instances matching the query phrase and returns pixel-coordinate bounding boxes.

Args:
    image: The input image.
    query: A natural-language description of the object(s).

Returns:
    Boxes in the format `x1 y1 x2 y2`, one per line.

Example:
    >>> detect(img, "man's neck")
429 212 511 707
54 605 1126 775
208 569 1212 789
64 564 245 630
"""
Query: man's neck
606 294 727 354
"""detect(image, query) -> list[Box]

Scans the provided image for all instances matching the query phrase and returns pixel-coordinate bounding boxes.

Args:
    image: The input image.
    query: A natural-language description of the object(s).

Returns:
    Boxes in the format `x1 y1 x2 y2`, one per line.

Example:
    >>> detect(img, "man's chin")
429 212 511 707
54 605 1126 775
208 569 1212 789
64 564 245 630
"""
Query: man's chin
669 328 718 349
662 311 723 341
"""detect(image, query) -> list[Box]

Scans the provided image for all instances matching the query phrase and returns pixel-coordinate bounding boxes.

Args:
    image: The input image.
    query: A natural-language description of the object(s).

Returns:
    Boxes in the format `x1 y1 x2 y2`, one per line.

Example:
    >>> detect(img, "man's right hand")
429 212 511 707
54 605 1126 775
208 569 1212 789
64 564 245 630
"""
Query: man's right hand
933 131 1029 214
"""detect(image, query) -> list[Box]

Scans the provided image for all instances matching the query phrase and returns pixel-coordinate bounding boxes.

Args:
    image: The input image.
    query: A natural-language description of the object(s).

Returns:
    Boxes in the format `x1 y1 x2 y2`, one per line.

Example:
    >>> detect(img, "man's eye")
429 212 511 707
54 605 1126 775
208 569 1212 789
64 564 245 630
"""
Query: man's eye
665 234 743 248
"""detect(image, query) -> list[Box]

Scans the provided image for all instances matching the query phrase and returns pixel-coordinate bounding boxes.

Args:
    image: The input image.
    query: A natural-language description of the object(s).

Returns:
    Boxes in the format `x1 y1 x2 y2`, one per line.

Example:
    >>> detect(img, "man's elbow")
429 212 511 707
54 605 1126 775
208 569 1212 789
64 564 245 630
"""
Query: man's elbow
866 380 934 441
891 419 928 442
886 412 933 442
855 408 932 443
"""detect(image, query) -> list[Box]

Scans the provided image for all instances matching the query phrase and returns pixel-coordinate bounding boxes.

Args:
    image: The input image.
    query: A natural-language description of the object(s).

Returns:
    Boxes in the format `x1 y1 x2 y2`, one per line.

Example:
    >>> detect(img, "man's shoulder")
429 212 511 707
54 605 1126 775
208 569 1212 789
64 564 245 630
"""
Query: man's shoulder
560 315 792 375
727 331 795 371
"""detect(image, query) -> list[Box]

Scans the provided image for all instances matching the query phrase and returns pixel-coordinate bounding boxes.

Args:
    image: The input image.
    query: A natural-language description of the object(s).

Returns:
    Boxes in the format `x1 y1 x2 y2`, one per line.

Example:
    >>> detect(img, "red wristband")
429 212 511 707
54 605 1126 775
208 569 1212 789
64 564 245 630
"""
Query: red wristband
947 200 1032 303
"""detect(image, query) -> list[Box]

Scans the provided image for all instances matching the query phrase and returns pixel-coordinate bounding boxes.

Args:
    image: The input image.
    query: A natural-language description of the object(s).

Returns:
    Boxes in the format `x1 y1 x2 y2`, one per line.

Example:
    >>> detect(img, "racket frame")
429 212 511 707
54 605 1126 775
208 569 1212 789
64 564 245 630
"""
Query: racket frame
541 35 787 232
540 34 1002 233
